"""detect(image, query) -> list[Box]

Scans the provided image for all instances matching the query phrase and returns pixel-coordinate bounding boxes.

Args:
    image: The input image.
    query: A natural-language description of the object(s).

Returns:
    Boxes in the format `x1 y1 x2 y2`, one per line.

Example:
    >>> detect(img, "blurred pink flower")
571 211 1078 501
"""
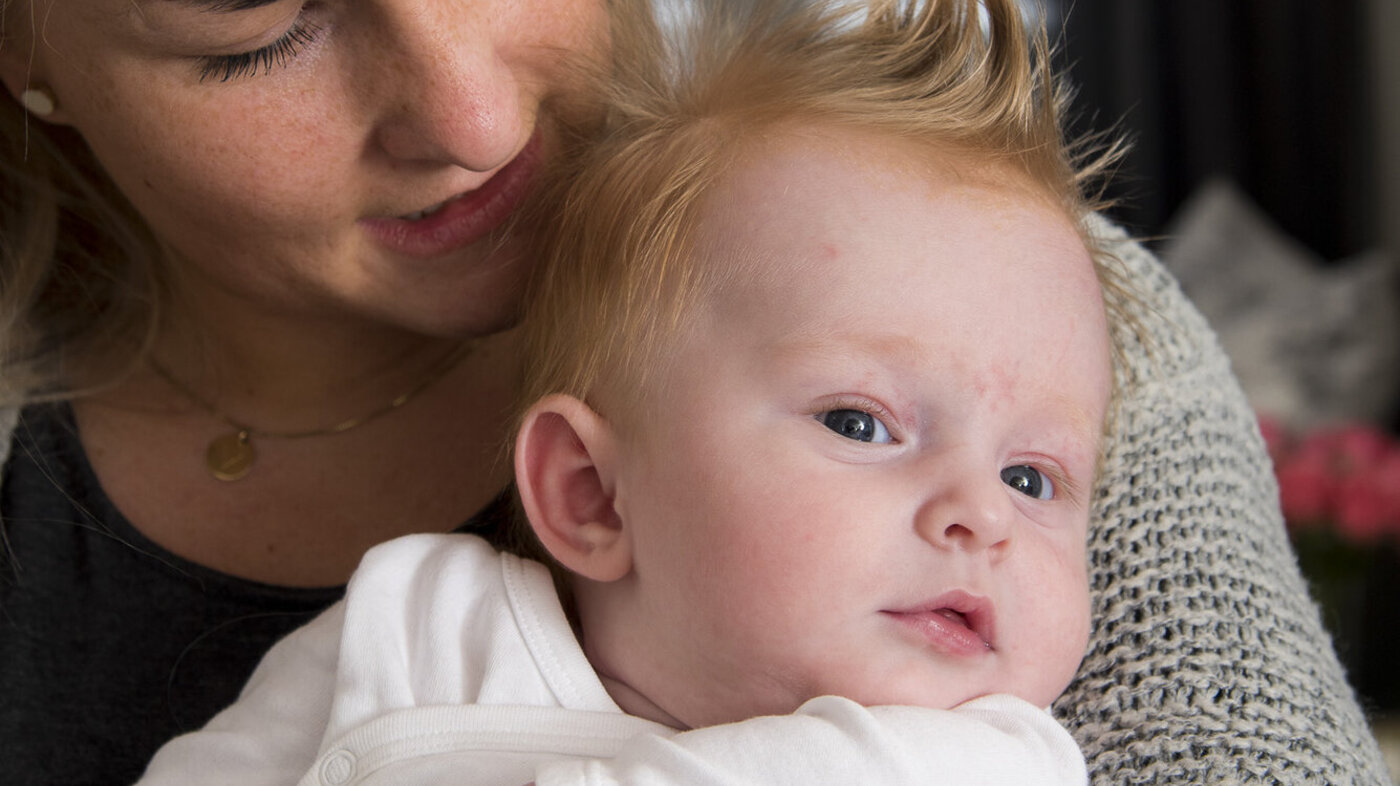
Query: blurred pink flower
1277 451 1336 527
1301 424 1391 471
1258 415 1290 464
1264 416 1400 543
1335 453 1400 542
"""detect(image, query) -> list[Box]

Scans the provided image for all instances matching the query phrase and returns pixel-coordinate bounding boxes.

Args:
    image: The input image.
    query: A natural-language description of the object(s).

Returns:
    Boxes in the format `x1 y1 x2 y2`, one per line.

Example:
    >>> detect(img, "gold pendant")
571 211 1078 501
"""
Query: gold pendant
207 430 255 482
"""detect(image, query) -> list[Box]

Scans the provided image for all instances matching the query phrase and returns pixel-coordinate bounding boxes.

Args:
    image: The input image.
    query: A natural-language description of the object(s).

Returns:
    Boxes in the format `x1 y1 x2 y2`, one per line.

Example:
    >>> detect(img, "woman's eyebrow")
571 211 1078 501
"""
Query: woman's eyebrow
163 0 282 12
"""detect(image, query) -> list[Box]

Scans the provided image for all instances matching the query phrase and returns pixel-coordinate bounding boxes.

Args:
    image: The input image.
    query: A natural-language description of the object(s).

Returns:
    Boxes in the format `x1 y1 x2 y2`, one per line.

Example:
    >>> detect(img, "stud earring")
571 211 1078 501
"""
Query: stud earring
19 87 56 117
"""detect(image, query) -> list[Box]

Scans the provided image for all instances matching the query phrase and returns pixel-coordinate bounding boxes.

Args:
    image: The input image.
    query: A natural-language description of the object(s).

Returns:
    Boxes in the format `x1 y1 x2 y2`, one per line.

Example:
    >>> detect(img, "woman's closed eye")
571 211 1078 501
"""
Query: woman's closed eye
818 408 893 444
1001 464 1054 500
198 16 321 82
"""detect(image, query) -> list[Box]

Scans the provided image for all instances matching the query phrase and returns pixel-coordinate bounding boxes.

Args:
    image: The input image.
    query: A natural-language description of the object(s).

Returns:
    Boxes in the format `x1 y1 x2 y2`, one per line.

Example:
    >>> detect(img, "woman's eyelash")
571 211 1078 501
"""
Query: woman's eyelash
198 20 321 83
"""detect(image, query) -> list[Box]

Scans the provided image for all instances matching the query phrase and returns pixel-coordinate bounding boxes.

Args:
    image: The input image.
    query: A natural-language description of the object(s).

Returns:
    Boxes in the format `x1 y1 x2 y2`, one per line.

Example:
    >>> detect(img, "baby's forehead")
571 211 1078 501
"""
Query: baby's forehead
688 128 1086 303
648 124 1112 403
712 124 1056 209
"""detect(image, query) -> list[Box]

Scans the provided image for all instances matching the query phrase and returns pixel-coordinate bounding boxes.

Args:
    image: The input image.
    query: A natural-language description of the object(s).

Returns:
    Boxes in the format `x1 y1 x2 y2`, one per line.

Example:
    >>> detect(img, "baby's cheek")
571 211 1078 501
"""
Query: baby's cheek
1051 582 1093 691
1017 548 1092 690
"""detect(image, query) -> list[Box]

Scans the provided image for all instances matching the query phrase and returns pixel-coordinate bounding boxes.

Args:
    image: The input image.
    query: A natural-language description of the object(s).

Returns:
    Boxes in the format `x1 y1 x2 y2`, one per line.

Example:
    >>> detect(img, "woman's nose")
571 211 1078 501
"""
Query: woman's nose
914 474 1014 555
367 6 527 172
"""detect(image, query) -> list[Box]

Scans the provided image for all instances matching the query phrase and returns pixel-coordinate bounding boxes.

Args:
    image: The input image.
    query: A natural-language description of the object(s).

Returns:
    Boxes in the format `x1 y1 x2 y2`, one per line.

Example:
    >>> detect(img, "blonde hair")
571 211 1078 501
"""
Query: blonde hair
1 1 167 404
519 0 1128 427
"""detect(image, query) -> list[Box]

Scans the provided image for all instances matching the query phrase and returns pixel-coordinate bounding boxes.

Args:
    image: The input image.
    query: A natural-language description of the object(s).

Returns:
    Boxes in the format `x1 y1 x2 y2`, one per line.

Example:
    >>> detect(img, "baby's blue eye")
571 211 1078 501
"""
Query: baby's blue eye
1001 465 1053 500
819 409 892 443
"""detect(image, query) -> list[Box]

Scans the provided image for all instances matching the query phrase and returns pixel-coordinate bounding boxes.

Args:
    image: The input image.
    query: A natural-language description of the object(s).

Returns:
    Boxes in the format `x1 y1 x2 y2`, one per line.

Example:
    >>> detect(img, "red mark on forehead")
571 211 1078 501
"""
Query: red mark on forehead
972 366 1018 413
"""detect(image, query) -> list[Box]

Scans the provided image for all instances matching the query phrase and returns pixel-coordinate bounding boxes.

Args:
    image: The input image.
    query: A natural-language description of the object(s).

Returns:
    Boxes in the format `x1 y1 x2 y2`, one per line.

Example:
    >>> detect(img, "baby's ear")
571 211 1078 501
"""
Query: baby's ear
514 394 631 582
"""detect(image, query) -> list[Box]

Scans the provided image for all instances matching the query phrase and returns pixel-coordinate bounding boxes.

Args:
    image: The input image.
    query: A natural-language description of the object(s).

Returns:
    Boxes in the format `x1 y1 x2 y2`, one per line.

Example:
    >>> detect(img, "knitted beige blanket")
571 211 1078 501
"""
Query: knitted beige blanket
1061 216 1388 783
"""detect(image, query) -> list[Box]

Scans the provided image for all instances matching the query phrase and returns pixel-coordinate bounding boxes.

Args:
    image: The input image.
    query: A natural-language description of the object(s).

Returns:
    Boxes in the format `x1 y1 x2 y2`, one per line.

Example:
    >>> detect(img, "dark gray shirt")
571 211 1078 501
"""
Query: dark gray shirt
0 404 510 785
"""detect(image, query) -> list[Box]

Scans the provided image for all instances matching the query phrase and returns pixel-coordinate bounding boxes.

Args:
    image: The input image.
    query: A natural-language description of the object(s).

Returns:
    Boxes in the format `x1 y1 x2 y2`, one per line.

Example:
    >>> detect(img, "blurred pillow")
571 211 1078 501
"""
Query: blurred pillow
1160 179 1400 428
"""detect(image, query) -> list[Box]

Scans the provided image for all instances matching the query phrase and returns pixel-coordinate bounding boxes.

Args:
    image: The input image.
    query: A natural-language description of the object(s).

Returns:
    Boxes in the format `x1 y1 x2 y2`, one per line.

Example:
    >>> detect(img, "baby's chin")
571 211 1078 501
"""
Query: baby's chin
602 659 1077 727
688 684 978 728
800 667 1072 715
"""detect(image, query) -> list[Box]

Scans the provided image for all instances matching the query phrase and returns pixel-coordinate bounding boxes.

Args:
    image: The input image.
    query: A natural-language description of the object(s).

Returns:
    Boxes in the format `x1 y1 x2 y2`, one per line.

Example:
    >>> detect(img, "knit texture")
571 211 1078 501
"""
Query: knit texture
1058 216 1390 784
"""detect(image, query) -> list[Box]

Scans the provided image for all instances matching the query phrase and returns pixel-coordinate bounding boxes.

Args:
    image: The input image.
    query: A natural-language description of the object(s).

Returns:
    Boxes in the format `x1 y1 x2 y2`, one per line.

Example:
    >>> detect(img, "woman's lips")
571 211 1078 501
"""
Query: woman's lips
359 133 542 259
882 591 994 657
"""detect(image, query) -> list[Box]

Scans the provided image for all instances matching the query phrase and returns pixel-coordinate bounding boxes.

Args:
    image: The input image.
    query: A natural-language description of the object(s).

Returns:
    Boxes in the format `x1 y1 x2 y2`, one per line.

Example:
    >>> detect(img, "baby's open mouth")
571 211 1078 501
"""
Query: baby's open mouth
882 591 995 654
933 608 970 628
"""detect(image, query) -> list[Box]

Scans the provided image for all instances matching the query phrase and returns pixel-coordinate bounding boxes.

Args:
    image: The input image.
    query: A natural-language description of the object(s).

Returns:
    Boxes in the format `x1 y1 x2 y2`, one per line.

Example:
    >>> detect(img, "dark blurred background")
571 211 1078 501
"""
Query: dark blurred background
1041 0 1400 750
1050 0 1381 262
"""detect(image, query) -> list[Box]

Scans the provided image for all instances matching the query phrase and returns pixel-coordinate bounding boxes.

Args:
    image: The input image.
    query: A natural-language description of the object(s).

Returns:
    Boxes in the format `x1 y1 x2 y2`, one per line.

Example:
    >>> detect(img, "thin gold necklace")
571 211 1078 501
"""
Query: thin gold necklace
149 342 475 482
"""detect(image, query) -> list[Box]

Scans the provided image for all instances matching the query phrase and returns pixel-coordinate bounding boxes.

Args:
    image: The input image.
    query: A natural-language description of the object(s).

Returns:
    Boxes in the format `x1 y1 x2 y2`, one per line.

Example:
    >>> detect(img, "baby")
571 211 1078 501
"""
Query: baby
140 0 1127 783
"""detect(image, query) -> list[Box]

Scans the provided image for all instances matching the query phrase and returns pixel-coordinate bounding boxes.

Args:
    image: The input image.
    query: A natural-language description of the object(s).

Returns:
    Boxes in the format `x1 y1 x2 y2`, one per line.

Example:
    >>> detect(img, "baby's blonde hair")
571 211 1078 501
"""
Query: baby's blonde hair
518 0 1128 433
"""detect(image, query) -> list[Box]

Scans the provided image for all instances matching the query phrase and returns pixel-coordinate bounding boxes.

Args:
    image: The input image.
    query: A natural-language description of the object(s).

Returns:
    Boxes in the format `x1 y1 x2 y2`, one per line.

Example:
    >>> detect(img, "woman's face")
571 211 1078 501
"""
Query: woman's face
7 0 609 337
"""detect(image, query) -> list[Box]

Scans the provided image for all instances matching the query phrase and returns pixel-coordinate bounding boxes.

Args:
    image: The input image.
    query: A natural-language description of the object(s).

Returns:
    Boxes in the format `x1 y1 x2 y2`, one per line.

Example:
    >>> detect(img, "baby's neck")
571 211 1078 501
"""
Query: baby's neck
591 666 688 730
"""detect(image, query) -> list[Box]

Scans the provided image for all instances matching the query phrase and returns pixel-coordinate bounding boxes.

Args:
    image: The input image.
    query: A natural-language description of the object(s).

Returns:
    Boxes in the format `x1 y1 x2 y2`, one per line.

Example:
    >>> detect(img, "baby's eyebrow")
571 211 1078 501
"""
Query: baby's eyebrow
770 329 923 364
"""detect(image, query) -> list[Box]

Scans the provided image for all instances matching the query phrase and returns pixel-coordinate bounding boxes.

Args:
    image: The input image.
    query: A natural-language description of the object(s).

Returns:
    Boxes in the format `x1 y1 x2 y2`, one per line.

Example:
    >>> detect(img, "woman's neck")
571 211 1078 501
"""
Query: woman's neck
141 288 477 435
71 306 524 587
